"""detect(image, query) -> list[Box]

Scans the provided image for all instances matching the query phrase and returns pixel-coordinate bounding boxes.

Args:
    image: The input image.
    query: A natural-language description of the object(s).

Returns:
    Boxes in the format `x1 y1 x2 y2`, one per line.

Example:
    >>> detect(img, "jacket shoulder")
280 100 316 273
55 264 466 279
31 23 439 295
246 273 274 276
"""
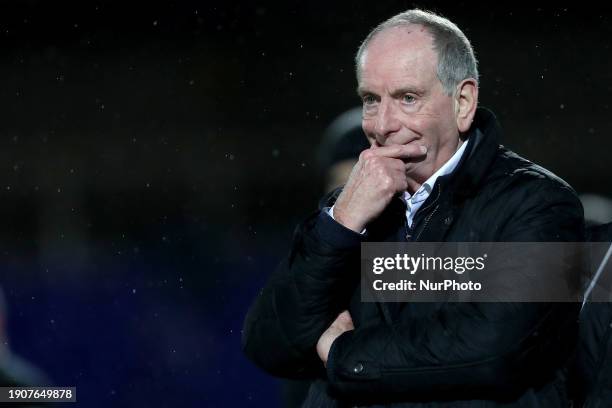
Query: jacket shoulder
485 146 578 197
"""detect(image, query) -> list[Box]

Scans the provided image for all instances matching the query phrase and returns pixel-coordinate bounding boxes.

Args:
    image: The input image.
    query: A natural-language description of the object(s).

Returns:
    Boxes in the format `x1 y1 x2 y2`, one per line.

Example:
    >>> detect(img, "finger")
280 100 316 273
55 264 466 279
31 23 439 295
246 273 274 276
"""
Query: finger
336 310 352 322
334 311 354 330
344 313 355 330
344 311 353 321
389 157 410 172
364 143 427 161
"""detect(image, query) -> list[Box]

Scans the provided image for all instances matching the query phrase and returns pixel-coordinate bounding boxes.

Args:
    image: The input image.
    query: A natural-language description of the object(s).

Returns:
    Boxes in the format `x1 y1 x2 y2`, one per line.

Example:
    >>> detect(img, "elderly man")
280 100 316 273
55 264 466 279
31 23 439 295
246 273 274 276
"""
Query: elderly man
243 9 584 407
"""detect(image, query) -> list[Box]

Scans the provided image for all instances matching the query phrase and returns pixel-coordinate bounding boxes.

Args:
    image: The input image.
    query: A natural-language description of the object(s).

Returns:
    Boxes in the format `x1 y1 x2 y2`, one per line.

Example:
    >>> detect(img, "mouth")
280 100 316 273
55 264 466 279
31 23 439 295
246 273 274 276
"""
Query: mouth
398 133 421 144
383 137 420 147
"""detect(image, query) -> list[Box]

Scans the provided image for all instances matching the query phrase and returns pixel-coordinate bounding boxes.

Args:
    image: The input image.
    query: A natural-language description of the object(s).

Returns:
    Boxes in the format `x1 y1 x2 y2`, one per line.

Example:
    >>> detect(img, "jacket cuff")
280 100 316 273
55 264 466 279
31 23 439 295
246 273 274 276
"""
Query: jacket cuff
326 330 381 390
326 329 353 385
314 210 366 250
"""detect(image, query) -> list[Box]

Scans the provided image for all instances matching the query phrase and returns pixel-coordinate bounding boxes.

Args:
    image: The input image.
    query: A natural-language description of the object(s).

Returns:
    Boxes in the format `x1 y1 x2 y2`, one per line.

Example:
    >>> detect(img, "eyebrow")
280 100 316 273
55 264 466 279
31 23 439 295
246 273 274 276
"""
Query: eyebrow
356 86 370 97
356 86 426 98
392 87 426 97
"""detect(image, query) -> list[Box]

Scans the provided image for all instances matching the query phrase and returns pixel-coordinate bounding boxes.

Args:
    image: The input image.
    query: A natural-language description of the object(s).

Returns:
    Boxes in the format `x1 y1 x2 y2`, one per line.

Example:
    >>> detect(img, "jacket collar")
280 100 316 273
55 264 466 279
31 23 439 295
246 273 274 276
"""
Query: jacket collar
440 106 502 202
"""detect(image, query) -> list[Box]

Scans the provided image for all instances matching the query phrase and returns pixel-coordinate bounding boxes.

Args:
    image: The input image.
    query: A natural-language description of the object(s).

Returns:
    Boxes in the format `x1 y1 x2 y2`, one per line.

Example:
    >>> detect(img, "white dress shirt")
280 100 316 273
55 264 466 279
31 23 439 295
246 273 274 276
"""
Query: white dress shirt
403 141 467 228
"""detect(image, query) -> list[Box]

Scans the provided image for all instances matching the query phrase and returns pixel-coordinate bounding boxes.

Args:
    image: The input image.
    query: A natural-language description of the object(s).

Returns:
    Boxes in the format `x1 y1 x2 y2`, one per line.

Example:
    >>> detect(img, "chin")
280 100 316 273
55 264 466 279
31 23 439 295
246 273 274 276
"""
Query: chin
403 163 419 176
405 162 431 182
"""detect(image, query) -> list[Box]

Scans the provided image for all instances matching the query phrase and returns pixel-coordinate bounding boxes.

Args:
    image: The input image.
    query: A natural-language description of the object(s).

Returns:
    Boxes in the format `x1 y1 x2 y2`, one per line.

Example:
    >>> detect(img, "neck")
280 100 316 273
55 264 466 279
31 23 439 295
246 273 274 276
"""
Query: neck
406 177 426 195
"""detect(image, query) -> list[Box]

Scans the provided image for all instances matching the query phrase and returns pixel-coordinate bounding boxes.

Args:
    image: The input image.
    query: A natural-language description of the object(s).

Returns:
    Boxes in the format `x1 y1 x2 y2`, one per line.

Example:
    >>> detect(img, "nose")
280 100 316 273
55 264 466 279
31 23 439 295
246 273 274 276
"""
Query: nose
371 99 401 146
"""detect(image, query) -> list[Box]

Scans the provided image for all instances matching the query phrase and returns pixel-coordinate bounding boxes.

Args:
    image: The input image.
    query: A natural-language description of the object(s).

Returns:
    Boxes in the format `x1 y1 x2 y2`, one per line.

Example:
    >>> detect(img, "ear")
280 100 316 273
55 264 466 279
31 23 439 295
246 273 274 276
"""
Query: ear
454 79 478 133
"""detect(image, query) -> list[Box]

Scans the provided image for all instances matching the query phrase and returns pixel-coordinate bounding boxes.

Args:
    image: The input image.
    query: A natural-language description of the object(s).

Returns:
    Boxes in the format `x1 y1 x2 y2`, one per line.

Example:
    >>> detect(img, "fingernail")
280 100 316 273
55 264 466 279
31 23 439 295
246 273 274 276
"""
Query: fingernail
420 145 427 153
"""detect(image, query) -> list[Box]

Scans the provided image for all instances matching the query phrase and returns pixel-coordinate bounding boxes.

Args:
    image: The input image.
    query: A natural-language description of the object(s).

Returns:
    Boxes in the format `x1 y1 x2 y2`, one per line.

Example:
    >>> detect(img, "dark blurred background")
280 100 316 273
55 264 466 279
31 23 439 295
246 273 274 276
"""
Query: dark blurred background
0 1 610 407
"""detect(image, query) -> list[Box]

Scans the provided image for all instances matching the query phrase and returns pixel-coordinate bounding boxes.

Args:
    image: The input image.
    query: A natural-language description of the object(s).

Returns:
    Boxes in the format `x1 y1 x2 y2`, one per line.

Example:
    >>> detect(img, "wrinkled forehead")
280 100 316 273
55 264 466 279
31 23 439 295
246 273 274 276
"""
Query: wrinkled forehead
358 25 439 86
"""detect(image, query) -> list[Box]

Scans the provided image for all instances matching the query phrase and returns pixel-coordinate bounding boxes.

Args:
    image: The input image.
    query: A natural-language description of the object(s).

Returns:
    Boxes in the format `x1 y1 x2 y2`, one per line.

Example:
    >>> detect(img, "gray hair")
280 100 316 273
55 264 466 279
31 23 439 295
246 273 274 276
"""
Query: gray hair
355 9 479 96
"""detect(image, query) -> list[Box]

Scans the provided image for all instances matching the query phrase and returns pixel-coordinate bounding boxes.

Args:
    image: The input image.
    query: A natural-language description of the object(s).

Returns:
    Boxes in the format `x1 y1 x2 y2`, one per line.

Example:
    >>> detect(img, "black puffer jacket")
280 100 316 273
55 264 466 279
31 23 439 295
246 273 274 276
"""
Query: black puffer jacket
243 108 585 407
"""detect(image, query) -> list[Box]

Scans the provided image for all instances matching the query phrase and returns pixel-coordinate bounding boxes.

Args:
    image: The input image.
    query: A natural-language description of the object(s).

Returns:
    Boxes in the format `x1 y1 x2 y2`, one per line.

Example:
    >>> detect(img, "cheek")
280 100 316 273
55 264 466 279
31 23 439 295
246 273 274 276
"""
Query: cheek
361 120 377 145
401 114 432 137
366 136 378 147
417 102 456 139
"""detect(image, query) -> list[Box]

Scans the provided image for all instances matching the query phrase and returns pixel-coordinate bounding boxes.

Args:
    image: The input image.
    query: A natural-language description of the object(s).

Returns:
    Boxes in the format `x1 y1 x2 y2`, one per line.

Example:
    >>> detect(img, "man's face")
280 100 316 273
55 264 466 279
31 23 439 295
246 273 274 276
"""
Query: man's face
358 25 460 181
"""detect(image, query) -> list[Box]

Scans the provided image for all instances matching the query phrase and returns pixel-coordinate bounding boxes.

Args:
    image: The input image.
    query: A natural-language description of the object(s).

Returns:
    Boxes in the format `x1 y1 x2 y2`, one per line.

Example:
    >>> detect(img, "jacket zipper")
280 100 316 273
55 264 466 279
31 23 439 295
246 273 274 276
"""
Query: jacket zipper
406 186 442 241
414 204 439 241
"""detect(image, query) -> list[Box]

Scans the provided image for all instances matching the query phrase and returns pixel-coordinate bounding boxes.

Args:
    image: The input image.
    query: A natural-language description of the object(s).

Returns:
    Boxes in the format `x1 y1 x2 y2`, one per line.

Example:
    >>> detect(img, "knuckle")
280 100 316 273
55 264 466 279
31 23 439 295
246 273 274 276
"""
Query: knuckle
380 175 393 190
376 165 389 178
360 150 373 161
364 155 381 169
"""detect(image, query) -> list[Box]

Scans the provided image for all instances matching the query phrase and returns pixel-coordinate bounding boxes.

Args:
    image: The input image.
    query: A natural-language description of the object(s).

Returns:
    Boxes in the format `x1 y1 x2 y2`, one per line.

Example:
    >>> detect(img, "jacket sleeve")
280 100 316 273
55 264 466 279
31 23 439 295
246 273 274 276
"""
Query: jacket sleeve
242 190 364 379
325 180 585 403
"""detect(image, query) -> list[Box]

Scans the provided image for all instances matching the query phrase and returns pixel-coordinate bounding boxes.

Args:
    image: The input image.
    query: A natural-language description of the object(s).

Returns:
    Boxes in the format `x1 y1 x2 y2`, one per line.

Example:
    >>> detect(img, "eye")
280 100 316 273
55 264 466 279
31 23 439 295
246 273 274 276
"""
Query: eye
362 94 377 106
403 94 416 104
